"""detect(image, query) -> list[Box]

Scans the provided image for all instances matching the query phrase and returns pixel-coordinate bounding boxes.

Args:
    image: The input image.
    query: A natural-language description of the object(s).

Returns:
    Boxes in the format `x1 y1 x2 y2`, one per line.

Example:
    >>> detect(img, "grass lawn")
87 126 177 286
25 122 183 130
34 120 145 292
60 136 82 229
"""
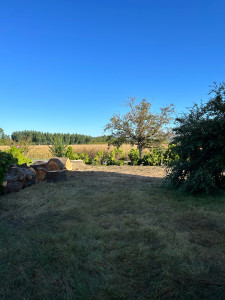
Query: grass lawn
1 165 225 299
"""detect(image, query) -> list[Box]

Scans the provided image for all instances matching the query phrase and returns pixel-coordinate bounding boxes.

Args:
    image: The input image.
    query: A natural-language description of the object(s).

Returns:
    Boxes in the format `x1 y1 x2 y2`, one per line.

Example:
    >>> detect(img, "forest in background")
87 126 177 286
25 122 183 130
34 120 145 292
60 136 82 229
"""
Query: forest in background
0 130 108 145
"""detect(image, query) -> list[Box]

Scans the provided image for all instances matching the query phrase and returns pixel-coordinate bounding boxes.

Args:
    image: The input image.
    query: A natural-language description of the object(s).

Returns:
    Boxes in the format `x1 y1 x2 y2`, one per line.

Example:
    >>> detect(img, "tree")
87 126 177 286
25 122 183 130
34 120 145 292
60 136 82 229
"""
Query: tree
0 128 4 139
166 82 225 194
49 136 68 157
105 98 174 158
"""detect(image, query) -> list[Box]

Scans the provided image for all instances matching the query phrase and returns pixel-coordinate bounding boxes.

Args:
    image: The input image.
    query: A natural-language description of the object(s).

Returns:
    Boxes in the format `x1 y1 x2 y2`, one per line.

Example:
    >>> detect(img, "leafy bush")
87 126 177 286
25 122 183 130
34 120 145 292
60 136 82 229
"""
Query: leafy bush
128 148 140 165
7 147 32 165
166 82 225 194
65 146 80 160
0 150 18 193
107 147 125 166
49 137 68 157
93 150 104 165
65 147 92 164
141 149 162 166
79 153 90 164
163 144 180 165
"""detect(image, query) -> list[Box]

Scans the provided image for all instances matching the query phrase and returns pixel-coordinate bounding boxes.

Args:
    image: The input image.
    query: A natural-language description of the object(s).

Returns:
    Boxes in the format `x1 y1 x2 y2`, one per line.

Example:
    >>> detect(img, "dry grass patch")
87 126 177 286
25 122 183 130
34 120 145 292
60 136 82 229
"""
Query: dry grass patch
0 144 152 160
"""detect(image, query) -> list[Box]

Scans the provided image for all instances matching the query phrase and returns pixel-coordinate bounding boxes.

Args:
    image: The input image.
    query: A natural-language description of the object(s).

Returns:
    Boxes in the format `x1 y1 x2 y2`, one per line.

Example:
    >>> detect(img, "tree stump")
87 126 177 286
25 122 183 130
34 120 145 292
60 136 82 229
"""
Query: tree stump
35 168 48 182
46 169 67 182
47 158 72 171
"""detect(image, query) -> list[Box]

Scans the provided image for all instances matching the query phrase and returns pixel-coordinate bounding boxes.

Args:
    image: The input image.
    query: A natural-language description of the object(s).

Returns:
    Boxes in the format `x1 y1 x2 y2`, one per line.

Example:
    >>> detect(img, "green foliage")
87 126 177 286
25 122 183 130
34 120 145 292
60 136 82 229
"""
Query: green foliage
107 147 125 166
0 166 4 193
7 147 32 166
79 153 90 164
163 144 180 165
0 150 18 193
11 130 109 145
128 148 140 165
0 128 11 145
93 150 104 165
141 149 162 166
65 146 80 160
65 147 91 164
105 97 174 158
166 82 225 194
49 137 68 157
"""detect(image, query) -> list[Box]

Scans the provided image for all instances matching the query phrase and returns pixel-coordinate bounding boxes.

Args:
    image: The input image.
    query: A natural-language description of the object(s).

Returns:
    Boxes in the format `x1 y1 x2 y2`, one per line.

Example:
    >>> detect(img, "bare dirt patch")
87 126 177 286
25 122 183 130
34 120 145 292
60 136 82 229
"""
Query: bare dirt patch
71 164 166 178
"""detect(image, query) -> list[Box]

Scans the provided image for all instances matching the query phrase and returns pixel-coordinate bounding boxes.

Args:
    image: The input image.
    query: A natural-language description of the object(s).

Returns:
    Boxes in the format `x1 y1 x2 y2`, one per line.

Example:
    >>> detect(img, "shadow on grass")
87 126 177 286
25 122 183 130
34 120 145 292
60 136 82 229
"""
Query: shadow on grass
1 168 225 299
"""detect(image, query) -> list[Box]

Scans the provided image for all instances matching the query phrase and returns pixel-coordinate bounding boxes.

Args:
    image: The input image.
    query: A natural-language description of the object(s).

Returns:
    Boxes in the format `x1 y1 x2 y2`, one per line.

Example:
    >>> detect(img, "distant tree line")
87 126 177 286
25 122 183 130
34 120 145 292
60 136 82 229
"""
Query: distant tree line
11 131 108 145
0 128 10 145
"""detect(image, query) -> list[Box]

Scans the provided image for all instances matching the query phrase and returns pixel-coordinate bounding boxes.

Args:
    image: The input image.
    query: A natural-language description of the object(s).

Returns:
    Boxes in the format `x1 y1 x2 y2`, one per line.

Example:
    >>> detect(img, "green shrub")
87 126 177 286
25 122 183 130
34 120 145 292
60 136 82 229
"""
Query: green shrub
0 150 18 193
163 144 180 165
166 82 225 194
141 149 162 166
65 148 91 164
93 150 104 165
79 153 90 164
65 146 80 160
107 147 125 166
7 147 32 165
128 148 140 165
49 137 68 157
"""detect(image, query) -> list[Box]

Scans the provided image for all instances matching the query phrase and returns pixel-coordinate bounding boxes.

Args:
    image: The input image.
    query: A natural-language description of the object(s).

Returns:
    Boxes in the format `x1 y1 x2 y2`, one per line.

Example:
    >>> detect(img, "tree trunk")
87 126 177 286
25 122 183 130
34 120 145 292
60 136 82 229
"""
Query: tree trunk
46 169 67 182
31 161 49 171
3 165 36 193
35 168 48 182
138 146 143 159
47 157 72 171
18 166 36 187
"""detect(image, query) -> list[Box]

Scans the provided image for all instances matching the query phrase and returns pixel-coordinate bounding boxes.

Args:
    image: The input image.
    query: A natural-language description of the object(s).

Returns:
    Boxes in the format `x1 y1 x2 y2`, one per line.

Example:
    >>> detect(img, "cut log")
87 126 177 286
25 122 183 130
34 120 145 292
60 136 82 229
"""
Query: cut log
3 165 36 193
2 181 7 188
4 169 23 193
6 180 23 193
19 163 28 168
47 157 72 171
18 167 36 187
31 161 49 171
71 160 85 170
46 169 67 182
8 166 22 178
35 167 48 182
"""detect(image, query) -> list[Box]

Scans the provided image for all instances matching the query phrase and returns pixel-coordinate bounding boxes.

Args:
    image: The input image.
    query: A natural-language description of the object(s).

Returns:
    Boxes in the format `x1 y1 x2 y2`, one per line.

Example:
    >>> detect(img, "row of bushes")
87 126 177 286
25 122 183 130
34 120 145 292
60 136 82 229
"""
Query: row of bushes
64 145 179 166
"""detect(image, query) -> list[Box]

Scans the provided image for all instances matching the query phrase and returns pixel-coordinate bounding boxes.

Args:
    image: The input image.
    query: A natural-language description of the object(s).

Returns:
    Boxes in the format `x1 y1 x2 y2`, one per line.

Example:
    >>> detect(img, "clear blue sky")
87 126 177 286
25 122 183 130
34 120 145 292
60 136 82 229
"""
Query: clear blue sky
1 0 225 136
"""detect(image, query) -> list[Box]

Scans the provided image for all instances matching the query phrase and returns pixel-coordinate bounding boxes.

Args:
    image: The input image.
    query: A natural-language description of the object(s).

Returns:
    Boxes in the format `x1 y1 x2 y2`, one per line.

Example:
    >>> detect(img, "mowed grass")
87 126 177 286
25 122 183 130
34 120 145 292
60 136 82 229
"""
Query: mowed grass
1 166 225 299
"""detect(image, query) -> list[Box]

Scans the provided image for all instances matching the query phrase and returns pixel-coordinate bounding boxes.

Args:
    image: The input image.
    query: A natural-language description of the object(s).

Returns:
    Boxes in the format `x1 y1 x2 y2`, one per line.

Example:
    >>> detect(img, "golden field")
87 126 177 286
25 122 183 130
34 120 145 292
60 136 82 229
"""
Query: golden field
0 143 169 159
0 144 140 159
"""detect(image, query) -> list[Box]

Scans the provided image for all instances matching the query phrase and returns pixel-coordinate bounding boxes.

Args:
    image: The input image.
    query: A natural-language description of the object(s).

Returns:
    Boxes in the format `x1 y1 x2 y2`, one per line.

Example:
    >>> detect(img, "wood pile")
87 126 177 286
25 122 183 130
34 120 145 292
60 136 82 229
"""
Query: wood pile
2 157 72 193
31 157 70 183
3 164 36 193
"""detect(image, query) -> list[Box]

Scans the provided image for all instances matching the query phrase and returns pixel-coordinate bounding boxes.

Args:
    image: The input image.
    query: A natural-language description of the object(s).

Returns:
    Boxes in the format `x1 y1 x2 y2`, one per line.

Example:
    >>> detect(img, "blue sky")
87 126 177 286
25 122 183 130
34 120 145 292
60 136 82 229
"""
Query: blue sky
1 0 225 136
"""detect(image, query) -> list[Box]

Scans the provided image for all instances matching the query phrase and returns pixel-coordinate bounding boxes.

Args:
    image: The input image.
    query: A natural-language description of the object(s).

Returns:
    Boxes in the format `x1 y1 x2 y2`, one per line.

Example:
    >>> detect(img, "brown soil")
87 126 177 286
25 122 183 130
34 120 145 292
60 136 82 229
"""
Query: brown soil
71 164 166 178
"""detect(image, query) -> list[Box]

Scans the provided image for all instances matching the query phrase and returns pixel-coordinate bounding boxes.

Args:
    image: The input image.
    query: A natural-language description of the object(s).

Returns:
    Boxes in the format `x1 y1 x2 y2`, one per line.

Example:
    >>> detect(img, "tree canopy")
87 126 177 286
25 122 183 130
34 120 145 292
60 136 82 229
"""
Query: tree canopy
11 131 108 145
105 98 174 157
166 82 225 194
